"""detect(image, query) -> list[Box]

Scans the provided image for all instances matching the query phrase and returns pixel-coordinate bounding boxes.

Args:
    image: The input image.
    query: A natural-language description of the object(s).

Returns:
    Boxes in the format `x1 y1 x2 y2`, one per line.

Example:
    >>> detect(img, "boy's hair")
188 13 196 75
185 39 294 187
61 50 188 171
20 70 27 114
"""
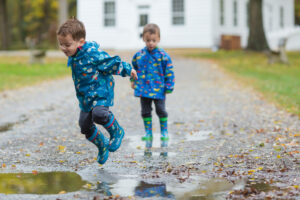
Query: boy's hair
57 18 86 41
142 23 160 38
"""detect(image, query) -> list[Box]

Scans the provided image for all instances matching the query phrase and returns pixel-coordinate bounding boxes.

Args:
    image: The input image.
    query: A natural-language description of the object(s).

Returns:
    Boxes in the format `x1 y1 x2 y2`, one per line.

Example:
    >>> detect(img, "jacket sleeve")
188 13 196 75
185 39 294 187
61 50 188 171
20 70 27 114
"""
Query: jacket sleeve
130 53 138 82
90 50 132 77
163 53 175 93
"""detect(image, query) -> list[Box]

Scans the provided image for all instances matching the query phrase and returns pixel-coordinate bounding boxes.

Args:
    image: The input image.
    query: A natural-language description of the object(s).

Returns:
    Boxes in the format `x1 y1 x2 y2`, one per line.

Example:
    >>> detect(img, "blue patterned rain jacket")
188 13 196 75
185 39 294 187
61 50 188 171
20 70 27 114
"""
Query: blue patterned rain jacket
67 41 132 112
132 47 175 99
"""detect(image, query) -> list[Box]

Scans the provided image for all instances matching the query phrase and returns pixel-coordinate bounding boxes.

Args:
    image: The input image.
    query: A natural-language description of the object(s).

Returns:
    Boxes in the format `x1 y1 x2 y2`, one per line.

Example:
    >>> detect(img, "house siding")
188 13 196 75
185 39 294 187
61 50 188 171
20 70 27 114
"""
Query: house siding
78 0 298 50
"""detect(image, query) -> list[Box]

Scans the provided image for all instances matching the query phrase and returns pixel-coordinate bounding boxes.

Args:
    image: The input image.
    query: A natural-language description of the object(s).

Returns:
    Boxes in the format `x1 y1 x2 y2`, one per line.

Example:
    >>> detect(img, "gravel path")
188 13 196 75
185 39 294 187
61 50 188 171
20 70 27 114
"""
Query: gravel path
0 55 299 199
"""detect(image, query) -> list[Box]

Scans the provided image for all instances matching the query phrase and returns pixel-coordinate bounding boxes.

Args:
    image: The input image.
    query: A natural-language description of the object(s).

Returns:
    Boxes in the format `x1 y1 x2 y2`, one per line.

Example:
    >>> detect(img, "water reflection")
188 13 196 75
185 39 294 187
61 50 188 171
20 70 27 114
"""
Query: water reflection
0 172 88 194
143 140 169 159
160 140 168 158
144 140 153 158
134 181 175 199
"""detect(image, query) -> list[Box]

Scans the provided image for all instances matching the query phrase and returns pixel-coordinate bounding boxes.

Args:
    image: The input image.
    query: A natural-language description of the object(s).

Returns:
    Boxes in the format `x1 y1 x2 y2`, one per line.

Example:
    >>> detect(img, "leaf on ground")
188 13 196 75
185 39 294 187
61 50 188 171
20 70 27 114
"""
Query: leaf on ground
58 145 66 153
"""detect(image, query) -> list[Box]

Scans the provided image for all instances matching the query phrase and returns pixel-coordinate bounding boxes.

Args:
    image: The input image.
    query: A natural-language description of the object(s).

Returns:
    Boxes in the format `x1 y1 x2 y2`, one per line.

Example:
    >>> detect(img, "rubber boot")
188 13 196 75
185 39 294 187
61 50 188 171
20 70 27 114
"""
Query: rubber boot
87 128 109 164
141 117 153 141
104 113 125 152
160 117 169 141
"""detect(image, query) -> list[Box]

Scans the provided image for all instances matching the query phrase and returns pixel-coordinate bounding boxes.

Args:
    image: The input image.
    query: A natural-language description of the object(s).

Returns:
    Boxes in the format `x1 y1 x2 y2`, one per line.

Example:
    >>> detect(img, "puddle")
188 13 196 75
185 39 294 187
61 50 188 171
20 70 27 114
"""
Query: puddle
0 172 88 194
95 177 247 199
177 178 243 200
97 179 175 199
248 180 273 192
0 115 29 133
0 123 14 132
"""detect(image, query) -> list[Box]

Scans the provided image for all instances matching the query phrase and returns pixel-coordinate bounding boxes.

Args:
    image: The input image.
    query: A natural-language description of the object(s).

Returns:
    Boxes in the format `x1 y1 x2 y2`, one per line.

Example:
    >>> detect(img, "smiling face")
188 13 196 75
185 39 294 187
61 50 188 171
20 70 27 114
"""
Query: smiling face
57 34 85 57
143 32 160 52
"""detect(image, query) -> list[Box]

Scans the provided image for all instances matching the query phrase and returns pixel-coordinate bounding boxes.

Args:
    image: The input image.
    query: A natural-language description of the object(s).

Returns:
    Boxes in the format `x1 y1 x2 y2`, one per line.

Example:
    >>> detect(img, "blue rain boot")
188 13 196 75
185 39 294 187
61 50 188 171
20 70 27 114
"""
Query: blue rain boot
87 128 109 164
160 117 169 141
104 113 125 152
141 117 153 141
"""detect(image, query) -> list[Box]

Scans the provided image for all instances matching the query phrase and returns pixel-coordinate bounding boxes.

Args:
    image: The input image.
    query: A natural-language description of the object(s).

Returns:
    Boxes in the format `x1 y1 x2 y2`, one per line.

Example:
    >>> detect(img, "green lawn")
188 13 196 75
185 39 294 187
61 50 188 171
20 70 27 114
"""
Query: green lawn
185 50 300 116
0 57 70 92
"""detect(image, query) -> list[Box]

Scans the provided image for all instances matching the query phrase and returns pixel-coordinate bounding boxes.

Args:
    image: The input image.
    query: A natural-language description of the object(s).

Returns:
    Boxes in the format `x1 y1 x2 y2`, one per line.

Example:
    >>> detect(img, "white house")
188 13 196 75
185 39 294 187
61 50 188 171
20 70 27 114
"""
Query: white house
77 0 299 50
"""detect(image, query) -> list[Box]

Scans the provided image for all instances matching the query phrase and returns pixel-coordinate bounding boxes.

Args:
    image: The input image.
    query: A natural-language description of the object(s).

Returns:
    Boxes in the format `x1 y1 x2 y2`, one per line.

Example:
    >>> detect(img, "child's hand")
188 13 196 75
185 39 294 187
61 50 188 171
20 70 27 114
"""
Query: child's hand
131 82 135 89
130 69 138 80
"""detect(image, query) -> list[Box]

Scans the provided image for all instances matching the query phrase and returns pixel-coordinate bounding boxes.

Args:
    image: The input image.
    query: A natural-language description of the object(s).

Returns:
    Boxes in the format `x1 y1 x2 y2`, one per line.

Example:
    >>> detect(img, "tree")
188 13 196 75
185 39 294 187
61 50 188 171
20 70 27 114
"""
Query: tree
0 0 10 49
247 0 269 51
59 0 68 25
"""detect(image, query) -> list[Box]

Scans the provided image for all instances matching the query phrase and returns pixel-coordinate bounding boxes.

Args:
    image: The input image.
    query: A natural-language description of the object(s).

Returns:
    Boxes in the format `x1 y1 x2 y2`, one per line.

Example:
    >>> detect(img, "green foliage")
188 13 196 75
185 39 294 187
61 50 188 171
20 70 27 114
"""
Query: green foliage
295 0 300 25
0 57 69 91
4 0 77 50
186 51 300 116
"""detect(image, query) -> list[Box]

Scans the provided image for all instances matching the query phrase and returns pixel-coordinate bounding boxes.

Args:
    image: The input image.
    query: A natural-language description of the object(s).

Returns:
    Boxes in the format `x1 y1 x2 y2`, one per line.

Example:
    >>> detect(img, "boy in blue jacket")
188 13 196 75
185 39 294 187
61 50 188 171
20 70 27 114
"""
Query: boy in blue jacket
131 24 175 141
57 18 137 164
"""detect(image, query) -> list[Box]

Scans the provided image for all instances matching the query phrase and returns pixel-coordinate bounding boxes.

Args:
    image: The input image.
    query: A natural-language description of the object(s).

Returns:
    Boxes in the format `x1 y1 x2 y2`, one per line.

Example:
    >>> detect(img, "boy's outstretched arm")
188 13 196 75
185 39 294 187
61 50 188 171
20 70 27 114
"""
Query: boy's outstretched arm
91 49 135 78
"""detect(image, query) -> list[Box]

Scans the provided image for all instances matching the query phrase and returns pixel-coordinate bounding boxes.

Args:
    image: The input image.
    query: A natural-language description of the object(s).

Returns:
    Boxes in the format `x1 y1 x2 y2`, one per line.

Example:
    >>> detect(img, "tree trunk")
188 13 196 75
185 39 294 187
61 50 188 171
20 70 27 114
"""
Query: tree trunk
59 0 68 25
0 0 10 50
247 0 269 51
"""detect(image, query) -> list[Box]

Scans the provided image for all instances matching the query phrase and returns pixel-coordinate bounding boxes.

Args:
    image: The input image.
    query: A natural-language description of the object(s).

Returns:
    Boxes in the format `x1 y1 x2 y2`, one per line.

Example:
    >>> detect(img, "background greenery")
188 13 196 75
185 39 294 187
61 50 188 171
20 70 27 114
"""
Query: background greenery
0 57 69 91
1 0 76 50
185 51 300 116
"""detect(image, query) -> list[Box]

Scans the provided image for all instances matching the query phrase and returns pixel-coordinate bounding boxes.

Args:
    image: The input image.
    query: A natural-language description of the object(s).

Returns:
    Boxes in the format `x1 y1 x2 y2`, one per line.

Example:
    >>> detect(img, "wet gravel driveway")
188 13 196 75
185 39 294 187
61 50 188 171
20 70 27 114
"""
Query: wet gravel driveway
0 55 299 199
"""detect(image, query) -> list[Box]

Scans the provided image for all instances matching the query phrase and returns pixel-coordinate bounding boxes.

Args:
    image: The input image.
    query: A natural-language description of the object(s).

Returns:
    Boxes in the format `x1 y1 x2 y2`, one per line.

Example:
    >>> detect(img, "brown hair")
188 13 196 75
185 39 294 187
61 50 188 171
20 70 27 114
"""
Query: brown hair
142 23 160 38
57 18 86 41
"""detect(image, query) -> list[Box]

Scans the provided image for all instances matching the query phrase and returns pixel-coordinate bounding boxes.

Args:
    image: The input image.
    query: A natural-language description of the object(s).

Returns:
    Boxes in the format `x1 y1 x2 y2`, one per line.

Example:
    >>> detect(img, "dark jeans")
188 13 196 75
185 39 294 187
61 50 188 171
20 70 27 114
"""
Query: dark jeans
140 97 168 118
79 106 111 138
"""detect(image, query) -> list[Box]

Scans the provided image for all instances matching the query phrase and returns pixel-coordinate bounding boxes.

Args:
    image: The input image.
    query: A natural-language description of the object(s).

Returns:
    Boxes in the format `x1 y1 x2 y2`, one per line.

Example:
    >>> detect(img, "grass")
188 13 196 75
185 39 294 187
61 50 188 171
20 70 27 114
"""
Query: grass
0 56 70 92
185 50 300 117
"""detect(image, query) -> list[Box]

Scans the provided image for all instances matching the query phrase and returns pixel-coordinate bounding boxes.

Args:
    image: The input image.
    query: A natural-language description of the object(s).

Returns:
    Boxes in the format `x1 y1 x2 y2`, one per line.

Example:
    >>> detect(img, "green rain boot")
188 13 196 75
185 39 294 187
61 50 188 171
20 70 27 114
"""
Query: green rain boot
87 128 109 164
103 113 125 152
141 117 153 141
160 117 169 141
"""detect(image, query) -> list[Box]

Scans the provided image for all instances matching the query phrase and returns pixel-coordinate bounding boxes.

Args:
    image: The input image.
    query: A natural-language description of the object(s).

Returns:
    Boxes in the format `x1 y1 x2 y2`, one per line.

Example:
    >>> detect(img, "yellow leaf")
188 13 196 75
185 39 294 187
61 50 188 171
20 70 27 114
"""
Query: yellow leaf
136 146 141 149
59 160 65 163
293 185 299 189
76 152 81 154
58 191 66 194
58 145 66 153
25 154 31 157
277 155 281 158
257 167 263 170
84 184 92 189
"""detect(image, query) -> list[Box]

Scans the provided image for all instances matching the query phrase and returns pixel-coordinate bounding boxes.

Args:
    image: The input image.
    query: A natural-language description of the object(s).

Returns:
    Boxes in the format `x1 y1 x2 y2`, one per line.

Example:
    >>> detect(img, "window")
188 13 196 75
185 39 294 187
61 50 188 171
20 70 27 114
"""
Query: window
233 0 238 26
220 0 224 26
104 1 115 27
139 14 148 27
172 0 184 25
280 6 284 28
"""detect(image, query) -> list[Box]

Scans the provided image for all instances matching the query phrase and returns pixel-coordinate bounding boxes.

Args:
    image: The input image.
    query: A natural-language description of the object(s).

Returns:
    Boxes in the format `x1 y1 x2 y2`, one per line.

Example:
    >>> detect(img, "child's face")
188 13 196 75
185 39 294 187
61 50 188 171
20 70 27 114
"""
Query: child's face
57 34 85 57
143 32 160 52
